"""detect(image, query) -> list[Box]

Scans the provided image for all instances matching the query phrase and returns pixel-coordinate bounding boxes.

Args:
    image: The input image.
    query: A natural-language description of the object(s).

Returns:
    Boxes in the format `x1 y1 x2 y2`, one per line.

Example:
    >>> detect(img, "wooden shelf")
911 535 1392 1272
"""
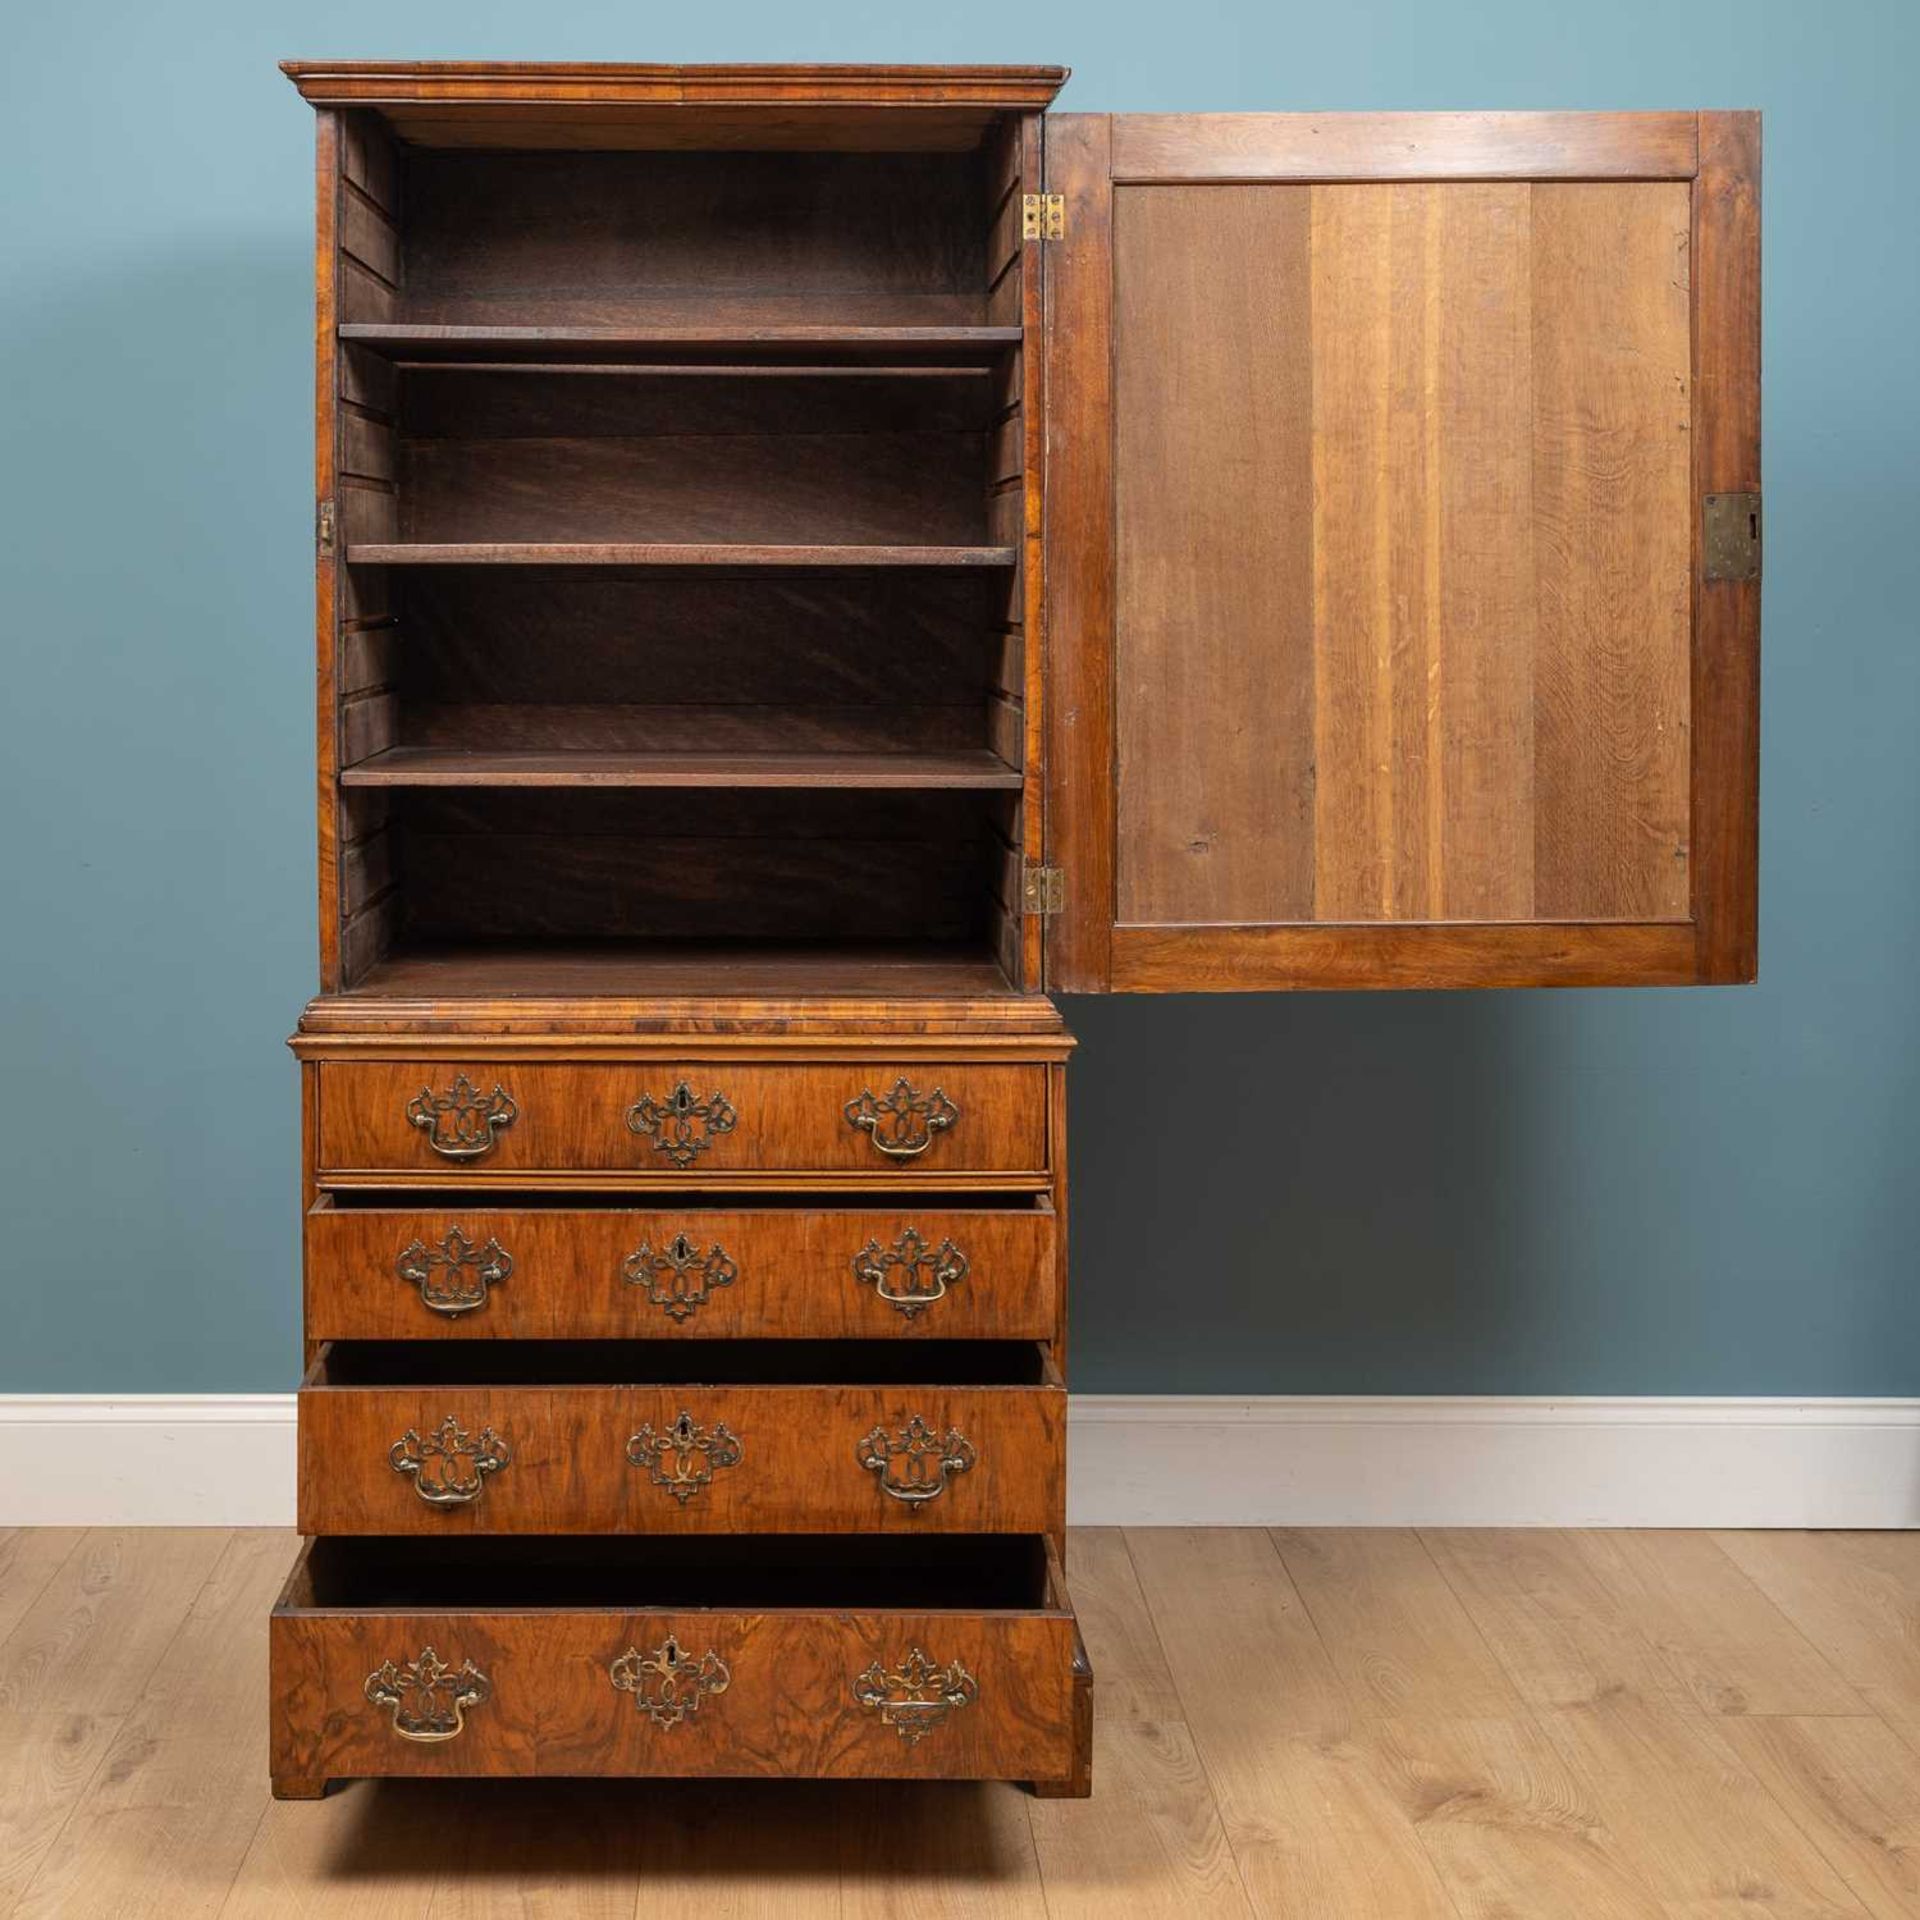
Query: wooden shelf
333 941 1022 1005
341 746 1024 790
339 322 1022 363
345 543 1018 569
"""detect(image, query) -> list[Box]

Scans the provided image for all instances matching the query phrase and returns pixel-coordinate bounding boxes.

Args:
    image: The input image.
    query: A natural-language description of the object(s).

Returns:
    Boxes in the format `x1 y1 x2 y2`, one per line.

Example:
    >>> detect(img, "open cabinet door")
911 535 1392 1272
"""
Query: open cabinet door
1043 112 1759 991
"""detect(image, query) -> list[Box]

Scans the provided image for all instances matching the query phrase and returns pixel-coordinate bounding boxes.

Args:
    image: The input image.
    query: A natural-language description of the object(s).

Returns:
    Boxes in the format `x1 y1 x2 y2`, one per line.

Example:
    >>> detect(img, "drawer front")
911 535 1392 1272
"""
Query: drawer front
308 1201 1056 1341
272 1601 1077 1783
316 1061 1048 1183
298 1384 1063 1536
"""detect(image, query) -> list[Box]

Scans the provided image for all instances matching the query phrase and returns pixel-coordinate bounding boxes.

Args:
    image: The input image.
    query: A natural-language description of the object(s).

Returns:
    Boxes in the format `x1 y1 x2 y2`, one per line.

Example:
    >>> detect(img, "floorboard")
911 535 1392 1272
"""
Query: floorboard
1420 1526 1694 1713
1027 1529 1249 1918
1534 1692 1870 1915
0 1532 84 1653
0 1529 231 1917
1601 1530 1866 1718
1125 1527 1459 1917
1272 1527 1526 1723
11 1531 295 1919
1716 1531 1920 1745
0 1526 1911 1917
1719 1715 1920 1920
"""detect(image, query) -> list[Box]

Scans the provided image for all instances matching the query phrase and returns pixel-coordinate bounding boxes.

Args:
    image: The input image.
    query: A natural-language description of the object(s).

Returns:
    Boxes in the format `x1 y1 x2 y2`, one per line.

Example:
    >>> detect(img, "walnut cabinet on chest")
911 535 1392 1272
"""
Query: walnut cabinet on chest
272 62 1760 1797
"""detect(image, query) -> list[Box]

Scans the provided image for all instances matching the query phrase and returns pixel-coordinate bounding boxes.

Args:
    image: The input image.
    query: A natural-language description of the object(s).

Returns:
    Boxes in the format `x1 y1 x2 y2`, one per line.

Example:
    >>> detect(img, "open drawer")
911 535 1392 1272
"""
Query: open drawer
298 1339 1065 1536
270 1534 1088 1789
306 1193 1058 1340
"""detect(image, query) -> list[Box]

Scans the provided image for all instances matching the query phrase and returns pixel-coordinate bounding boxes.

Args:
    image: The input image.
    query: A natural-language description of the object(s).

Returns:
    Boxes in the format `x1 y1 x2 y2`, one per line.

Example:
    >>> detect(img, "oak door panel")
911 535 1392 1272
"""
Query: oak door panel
1113 182 1316 927
1046 111 1759 989
307 1197 1057 1340
1119 178 1688 928
1530 184 1694 917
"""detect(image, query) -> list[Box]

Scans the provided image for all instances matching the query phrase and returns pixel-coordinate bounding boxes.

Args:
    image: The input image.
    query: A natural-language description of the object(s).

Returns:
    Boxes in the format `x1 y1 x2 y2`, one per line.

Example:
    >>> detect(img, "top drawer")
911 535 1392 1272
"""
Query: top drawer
316 1061 1049 1186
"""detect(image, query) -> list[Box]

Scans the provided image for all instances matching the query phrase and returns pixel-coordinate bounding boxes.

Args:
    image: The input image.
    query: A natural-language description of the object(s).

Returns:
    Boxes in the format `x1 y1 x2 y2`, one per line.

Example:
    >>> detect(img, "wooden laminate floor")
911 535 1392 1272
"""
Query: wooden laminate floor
2 1528 1918 1917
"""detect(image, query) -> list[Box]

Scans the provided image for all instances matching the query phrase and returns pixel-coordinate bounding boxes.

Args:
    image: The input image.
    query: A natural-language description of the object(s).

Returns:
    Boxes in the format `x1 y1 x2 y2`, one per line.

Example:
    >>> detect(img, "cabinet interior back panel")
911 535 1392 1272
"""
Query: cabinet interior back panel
400 150 990 327
1113 180 1693 927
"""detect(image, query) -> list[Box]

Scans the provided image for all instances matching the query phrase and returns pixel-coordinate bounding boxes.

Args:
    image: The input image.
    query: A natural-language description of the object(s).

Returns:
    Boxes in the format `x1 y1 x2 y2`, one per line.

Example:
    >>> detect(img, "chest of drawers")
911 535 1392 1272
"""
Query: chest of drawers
276 1026 1087 1796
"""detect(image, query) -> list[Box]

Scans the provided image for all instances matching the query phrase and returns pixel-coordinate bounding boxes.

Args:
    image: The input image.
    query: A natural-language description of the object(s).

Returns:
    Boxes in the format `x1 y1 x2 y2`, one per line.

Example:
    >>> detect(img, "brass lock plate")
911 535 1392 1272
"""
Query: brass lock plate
1704 492 1762 582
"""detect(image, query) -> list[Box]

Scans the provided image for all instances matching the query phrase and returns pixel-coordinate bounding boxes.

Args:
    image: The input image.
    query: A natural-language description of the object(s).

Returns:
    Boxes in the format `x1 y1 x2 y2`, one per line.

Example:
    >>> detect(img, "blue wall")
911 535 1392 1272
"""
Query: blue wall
1 2 1911 1394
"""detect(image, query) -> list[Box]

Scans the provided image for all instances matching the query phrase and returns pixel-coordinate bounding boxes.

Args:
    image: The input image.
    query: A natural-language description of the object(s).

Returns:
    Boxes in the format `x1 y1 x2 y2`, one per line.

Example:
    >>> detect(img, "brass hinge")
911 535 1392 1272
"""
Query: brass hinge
316 498 337 557
1022 192 1065 241
1703 492 1761 581
1022 865 1065 915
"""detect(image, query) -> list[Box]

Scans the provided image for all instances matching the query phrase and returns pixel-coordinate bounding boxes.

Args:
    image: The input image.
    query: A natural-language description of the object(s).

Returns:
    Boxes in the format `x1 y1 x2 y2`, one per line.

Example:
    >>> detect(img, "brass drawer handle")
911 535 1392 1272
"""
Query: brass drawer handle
396 1227 513 1317
845 1079 960 1160
856 1415 976 1507
623 1232 739 1323
627 1410 742 1505
854 1647 978 1745
609 1636 731 1728
364 1647 490 1743
626 1081 738 1168
388 1415 510 1508
851 1228 969 1320
405 1074 517 1161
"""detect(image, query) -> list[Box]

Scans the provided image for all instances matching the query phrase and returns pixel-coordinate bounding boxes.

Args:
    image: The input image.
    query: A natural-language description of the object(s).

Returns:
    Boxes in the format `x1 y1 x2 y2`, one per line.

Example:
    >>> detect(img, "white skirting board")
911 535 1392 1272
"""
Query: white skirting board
1 1394 1917 1529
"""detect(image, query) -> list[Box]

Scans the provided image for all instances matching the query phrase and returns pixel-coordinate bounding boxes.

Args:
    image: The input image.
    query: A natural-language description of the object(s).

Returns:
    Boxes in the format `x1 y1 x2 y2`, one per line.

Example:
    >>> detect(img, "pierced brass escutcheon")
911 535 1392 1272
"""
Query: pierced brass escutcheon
856 1415 977 1508
405 1075 517 1161
388 1415 511 1509
854 1647 978 1745
363 1646 491 1743
844 1079 961 1160
608 1636 732 1728
626 1082 738 1169
623 1232 738 1323
851 1228 969 1321
396 1226 514 1317
626 1410 743 1504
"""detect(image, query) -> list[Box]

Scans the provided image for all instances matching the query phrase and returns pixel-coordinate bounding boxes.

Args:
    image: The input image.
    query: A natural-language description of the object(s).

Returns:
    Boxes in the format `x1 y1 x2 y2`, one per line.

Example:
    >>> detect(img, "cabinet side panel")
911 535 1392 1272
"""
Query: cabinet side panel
329 112 403 985
314 111 343 990
983 110 1046 992
1018 110 1047 992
